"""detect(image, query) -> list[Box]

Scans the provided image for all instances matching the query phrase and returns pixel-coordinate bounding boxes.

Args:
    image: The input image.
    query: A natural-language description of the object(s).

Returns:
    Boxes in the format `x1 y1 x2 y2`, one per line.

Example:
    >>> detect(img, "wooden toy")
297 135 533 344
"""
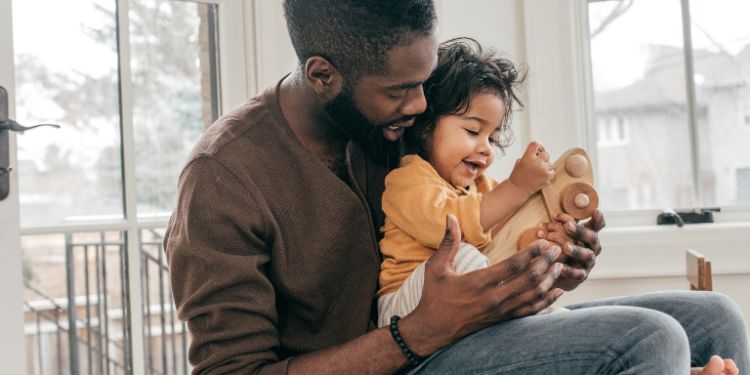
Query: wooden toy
485 148 599 264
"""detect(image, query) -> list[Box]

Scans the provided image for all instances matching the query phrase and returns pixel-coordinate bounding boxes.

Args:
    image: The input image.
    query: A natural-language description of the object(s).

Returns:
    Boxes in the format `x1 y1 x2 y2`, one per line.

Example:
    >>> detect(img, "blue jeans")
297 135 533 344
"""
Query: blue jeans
409 291 749 374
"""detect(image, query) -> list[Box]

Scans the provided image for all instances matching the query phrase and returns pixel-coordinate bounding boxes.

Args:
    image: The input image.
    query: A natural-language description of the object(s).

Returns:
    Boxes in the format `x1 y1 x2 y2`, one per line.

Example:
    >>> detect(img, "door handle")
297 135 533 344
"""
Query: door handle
0 85 61 201
0 120 60 133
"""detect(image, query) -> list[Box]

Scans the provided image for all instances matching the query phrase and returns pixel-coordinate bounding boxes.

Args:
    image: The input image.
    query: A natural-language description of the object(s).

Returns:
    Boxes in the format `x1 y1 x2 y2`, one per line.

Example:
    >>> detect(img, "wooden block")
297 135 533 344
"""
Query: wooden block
485 148 597 264
686 249 713 291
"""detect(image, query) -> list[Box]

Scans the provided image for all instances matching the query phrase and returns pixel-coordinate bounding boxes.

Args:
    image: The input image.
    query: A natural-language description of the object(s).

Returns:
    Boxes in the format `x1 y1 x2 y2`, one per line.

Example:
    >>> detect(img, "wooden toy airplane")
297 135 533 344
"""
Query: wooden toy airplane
485 148 599 264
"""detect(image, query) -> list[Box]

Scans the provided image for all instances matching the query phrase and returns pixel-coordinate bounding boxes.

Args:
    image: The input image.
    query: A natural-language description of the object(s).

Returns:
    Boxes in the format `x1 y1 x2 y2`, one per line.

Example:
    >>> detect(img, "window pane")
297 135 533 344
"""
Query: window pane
689 0 750 206
13 0 123 227
22 232 132 374
130 0 220 219
589 0 694 210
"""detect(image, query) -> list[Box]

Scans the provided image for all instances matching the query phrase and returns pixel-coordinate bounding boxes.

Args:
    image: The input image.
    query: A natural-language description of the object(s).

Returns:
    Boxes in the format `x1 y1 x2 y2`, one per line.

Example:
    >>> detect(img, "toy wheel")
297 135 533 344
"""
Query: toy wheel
565 154 589 178
560 182 599 220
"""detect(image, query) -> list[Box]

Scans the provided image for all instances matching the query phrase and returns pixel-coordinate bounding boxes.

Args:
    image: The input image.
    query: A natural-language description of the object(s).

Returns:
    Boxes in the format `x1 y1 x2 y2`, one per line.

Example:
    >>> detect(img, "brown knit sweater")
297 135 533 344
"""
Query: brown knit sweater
164 82 389 374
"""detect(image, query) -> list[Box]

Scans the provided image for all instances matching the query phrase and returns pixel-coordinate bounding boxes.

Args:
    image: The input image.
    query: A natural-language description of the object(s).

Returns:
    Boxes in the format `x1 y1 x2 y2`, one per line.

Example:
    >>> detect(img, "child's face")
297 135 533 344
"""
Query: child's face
427 92 506 189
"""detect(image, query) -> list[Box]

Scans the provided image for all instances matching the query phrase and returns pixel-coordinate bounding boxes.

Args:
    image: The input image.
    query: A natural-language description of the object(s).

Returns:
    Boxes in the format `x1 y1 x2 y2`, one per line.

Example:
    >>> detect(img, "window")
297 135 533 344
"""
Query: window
587 0 750 211
10 0 240 373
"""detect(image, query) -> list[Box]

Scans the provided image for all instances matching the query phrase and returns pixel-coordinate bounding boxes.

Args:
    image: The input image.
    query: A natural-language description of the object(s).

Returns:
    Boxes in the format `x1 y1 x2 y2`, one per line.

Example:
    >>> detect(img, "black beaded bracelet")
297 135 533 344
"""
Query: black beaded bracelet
389 315 425 367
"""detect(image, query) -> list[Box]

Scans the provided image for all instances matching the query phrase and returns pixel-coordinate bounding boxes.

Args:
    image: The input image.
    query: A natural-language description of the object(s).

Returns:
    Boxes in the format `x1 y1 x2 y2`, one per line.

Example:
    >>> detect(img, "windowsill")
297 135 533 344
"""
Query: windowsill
592 218 750 281
600 206 750 228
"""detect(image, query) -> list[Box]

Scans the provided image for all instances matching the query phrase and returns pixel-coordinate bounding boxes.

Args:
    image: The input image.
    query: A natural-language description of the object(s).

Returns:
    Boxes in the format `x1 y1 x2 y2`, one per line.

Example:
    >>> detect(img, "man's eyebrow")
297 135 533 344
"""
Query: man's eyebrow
387 81 424 90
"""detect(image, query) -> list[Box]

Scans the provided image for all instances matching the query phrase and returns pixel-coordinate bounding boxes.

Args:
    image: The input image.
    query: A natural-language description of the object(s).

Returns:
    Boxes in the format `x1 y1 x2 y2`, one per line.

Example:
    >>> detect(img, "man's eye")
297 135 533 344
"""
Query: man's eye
388 90 407 99
490 137 501 146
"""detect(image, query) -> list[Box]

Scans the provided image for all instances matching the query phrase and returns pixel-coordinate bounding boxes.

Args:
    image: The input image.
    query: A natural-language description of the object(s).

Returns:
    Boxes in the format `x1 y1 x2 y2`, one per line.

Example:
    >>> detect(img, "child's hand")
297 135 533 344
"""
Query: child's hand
508 141 555 196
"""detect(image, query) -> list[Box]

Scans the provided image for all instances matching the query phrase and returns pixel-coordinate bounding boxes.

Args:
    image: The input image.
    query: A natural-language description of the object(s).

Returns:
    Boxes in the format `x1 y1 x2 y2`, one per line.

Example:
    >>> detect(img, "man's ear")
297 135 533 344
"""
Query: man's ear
304 56 343 100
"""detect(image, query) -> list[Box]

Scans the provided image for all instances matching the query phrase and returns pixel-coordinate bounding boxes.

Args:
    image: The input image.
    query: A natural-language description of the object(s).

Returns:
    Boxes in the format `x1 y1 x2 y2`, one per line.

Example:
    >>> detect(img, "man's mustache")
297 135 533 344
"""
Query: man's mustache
380 116 416 128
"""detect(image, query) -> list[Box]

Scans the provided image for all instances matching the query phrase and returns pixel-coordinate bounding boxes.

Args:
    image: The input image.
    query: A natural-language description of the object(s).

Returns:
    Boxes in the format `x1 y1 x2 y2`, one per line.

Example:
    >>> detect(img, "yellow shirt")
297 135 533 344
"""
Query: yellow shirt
378 155 501 296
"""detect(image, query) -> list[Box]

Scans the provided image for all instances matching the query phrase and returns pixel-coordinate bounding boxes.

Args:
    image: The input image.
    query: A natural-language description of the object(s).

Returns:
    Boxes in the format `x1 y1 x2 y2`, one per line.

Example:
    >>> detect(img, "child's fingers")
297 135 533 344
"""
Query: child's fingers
546 163 556 180
522 141 543 160
538 148 550 162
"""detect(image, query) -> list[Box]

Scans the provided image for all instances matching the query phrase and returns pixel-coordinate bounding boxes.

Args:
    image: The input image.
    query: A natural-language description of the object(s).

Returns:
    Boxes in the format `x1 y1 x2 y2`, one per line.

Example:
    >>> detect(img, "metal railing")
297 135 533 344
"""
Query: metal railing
22 229 190 374
140 228 189 375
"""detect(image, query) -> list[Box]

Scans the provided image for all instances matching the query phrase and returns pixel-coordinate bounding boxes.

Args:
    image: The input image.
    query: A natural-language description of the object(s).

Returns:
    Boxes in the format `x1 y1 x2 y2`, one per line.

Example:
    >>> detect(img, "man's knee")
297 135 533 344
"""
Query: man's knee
699 292 744 318
600 307 690 361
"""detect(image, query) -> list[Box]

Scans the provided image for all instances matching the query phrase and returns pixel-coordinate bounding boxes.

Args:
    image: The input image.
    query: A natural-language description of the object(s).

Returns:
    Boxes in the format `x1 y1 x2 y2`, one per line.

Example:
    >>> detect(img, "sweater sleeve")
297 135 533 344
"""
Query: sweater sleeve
164 156 288 375
382 160 492 249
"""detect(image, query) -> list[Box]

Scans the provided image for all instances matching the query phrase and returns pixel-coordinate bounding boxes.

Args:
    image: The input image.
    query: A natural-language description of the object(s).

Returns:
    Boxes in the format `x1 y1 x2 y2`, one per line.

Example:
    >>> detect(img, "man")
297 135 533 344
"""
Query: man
165 0 748 373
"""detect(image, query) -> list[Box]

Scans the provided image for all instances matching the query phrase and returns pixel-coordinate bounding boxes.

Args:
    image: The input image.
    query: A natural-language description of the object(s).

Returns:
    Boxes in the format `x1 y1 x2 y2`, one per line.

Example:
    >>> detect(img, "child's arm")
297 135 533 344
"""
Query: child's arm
480 141 554 231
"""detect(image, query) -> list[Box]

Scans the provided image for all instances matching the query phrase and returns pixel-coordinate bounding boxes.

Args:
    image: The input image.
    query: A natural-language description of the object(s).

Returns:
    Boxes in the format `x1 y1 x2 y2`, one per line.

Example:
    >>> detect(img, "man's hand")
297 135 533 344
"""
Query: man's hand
544 210 605 291
398 214 565 357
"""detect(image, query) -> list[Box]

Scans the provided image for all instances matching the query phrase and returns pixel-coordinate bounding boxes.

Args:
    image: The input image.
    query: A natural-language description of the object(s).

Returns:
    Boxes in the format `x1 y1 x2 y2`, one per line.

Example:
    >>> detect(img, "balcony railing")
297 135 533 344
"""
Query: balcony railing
22 228 190 375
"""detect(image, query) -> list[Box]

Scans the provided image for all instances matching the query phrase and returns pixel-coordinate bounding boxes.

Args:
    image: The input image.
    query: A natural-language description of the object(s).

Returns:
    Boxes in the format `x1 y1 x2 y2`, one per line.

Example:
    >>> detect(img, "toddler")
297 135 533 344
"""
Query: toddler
377 38 555 326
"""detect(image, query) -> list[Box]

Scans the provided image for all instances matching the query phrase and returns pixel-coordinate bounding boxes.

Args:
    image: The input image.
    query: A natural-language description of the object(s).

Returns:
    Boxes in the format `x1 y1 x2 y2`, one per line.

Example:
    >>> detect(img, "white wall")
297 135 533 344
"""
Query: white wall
436 0 528 180
244 0 750 334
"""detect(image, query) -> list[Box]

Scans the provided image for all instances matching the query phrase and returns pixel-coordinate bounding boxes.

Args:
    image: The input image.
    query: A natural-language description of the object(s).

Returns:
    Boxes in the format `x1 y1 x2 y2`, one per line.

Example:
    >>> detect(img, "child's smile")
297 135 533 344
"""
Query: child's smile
427 93 506 188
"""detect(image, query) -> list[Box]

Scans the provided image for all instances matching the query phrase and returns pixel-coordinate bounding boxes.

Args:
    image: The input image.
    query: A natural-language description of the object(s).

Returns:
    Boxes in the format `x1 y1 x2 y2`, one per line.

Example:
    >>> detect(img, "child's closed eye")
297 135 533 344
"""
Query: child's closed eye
464 128 480 136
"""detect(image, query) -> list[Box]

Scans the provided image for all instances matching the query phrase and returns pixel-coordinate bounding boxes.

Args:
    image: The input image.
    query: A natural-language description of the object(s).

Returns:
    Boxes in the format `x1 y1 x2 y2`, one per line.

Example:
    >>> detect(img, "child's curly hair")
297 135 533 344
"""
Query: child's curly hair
405 37 526 158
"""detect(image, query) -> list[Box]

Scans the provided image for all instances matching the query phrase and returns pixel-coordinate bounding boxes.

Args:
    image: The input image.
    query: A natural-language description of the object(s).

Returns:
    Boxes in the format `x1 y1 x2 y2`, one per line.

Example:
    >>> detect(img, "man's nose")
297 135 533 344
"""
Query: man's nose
399 85 427 117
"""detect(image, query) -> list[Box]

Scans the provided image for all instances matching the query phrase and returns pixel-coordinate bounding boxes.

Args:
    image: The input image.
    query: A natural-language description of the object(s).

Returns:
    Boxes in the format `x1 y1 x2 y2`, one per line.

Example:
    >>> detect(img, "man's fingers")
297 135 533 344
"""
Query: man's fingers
509 288 565 319
585 209 606 232
560 218 600 250
480 240 556 285
558 263 588 284
487 244 561 305
562 243 595 266
499 263 564 316
431 214 462 270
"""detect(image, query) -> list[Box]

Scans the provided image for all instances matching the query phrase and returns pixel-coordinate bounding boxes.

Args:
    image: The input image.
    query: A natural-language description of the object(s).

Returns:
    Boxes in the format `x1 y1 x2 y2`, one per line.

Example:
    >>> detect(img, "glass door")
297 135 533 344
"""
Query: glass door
2 0 249 373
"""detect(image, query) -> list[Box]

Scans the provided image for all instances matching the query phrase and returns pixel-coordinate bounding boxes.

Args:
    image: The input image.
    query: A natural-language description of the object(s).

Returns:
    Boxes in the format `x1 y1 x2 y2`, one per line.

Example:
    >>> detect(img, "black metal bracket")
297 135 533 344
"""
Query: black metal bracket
657 208 719 227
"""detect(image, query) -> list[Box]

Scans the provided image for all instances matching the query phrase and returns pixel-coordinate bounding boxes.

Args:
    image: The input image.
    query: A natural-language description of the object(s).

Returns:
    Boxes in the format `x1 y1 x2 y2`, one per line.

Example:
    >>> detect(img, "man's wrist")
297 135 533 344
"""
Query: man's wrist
395 313 448 358
389 316 425 366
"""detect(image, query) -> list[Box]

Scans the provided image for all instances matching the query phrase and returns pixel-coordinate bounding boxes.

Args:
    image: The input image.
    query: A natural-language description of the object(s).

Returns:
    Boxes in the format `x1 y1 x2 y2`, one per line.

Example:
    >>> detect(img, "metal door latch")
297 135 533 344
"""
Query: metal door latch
1 85 61 201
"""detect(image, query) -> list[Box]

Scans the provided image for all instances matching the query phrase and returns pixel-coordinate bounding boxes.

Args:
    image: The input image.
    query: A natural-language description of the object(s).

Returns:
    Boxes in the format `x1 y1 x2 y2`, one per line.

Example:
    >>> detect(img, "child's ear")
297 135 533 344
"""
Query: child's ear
304 56 344 100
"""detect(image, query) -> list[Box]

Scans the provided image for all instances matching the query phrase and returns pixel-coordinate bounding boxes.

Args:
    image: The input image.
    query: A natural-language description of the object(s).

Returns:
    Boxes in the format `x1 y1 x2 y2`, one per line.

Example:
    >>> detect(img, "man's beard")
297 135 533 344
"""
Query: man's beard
324 86 408 167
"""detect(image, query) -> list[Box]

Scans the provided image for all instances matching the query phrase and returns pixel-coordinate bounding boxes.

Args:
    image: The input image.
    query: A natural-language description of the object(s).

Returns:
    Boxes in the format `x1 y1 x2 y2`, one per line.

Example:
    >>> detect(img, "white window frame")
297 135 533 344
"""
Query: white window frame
734 164 750 205
12 1 255 373
522 0 750 228
743 91 750 129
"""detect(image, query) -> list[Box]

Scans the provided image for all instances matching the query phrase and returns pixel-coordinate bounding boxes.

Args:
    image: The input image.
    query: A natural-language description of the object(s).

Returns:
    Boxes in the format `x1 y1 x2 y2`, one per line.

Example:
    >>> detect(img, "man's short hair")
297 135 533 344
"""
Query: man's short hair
283 0 436 81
